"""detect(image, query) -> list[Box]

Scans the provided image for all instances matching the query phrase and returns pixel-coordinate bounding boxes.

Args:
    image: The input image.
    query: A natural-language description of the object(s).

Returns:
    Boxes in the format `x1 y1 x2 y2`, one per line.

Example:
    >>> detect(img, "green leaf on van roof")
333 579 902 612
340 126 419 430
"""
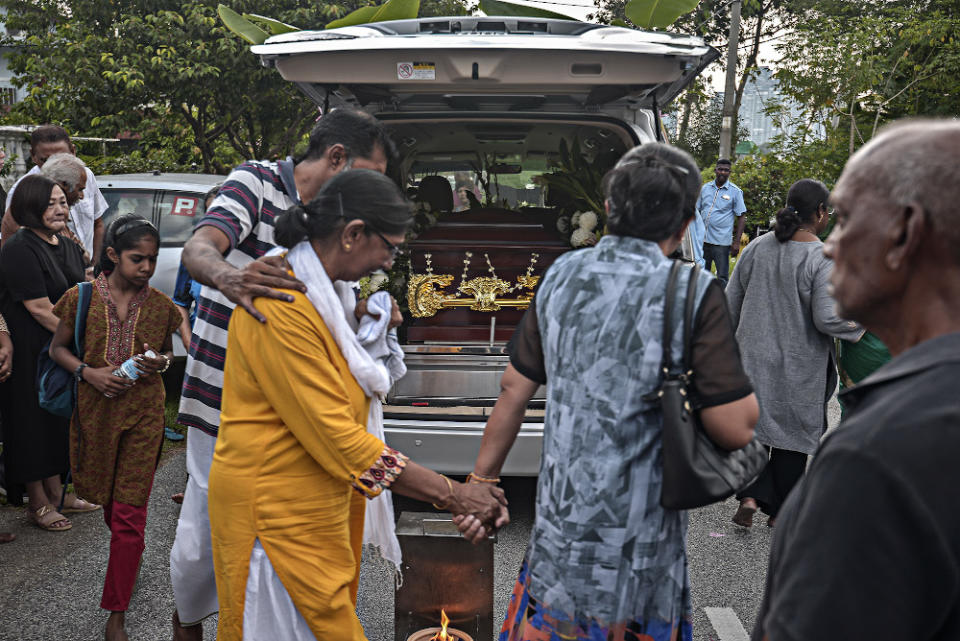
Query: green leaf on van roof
624 0 700 30
242 13 300 36
371 0 421 23
325 5 381 29
478 0 577 21
217 5 270 44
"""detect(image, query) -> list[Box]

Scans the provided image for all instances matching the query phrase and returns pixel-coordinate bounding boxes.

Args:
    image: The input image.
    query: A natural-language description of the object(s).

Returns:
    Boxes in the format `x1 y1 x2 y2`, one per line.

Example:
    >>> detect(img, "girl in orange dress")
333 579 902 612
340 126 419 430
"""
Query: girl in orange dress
51 213 181 641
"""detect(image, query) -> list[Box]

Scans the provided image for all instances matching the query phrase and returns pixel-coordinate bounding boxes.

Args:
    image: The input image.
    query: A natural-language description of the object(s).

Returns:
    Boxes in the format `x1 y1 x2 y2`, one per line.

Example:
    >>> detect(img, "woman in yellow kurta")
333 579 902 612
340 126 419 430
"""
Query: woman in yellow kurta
208 169 509 641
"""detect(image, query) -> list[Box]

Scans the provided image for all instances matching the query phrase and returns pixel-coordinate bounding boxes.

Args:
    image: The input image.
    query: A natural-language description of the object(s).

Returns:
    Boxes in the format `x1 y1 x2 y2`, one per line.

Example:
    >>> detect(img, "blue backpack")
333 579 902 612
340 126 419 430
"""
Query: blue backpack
37 281 92 418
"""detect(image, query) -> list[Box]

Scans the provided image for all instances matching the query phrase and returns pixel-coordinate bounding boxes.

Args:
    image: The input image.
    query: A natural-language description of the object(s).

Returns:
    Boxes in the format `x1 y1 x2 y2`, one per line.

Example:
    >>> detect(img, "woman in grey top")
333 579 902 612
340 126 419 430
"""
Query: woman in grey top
728 179 863 528
459 143 759 641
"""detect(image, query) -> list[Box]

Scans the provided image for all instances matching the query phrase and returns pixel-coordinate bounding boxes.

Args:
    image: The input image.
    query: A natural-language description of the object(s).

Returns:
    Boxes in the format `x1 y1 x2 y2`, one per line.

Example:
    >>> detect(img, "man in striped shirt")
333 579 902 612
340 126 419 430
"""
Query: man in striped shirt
170 108 392 640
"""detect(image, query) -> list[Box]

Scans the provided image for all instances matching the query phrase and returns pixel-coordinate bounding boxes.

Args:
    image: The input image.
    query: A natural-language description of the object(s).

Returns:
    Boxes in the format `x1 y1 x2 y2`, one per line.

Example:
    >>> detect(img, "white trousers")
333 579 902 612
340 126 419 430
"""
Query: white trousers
170 427 219 625
243 540 317 641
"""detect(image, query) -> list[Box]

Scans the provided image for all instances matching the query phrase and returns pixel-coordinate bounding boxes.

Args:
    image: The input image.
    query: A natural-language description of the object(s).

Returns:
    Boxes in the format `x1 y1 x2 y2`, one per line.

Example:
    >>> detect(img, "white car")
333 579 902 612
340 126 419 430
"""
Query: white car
253 17 718 474
98 172 224 357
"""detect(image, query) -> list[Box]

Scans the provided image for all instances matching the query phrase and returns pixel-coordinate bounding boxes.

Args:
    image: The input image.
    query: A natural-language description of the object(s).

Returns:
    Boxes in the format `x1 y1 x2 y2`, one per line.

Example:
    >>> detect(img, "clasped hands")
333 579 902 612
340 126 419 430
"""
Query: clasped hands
449 479 510 544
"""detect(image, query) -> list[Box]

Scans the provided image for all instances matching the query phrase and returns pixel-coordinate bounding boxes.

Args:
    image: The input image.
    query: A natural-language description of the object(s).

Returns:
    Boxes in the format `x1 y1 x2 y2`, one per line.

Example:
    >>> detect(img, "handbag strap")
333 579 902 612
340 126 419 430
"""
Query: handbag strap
659 260 684 374
682 265 699 372
74 281 92 357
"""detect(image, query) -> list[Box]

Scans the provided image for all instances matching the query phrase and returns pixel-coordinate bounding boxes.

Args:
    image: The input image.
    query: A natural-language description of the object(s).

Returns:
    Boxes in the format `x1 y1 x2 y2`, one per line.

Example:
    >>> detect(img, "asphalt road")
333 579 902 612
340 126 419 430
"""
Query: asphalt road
0 399 840 641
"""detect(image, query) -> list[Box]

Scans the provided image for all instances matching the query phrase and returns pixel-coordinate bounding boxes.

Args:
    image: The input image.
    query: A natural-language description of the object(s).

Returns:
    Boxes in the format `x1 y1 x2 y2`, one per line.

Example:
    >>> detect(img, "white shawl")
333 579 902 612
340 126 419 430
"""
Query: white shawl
284 242 405 574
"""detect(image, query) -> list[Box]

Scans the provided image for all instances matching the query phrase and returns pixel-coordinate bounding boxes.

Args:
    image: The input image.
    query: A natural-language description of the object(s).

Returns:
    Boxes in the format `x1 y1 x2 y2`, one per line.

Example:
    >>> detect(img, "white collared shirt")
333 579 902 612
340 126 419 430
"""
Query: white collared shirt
5 165 108 254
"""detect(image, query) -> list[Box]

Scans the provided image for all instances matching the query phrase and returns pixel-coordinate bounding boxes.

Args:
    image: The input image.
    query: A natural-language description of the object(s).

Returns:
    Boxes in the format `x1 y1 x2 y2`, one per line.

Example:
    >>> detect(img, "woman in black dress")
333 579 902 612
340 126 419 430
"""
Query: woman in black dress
0 174 98 531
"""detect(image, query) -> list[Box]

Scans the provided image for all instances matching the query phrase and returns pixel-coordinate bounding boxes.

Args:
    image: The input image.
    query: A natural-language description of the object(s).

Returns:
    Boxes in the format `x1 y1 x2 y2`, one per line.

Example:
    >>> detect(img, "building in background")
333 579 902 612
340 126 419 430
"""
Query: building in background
737 67 823 150
0 7 21 111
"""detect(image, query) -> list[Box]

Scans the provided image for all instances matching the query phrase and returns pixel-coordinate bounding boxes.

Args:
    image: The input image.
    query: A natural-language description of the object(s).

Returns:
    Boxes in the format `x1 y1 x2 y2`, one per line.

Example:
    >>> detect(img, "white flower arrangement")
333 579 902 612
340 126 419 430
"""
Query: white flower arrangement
570 227 595 247
577 211 598 232
357 270 389 299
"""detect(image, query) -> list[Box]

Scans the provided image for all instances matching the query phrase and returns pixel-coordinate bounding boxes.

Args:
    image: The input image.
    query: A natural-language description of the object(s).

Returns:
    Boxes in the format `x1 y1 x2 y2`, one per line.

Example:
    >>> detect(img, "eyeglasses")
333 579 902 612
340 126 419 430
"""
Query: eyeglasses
371 228 401 258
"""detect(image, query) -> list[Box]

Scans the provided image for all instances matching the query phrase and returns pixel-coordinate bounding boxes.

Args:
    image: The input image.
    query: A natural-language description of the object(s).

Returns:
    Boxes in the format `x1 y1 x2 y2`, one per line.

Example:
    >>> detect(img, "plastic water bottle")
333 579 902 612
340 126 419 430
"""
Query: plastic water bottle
112 350 157 380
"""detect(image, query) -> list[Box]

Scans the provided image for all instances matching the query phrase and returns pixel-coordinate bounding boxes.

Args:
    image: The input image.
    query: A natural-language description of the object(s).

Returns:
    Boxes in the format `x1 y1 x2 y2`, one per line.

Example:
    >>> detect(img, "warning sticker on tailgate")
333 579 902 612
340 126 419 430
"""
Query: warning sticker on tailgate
397 62 435 80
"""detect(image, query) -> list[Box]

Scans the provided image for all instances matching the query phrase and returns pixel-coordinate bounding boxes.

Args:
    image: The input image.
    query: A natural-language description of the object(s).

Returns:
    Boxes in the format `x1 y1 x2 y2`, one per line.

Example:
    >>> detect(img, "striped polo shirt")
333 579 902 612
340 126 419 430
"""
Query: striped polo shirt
178 159 299 435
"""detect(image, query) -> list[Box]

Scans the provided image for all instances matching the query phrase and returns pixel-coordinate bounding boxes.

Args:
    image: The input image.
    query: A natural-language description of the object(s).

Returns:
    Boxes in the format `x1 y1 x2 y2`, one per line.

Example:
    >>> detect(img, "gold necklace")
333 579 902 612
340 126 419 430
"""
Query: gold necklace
795 227 818 237
31 228 58 245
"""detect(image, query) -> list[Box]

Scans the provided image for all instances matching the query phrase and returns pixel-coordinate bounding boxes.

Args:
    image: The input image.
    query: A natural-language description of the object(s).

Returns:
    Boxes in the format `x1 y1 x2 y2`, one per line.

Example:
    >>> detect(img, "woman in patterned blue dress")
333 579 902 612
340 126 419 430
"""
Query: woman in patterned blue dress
461 143 759 641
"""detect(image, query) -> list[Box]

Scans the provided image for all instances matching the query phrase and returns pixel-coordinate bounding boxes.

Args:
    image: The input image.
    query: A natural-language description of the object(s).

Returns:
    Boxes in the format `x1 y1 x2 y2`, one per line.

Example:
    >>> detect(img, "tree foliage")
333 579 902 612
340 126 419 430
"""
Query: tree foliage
774 0 960 154
0 0 466 173
595 0 799 160
673 95 747 169
727 132 849 232
623 0 700 30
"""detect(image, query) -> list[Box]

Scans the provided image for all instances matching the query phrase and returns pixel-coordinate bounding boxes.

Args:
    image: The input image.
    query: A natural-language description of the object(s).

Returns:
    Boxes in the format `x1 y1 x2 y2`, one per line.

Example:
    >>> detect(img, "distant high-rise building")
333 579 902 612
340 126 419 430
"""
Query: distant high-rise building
736 67 823 149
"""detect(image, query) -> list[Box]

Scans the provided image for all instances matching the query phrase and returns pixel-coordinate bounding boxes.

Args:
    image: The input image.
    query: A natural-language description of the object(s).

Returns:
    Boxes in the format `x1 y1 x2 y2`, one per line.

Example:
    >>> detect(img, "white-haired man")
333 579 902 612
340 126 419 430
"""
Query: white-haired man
2 125 107 263
40 153 93 264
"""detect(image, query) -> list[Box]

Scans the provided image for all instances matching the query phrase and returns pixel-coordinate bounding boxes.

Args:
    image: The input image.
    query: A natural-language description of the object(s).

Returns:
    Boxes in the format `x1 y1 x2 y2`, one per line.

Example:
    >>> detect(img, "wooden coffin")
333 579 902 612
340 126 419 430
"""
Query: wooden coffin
404 208 569 343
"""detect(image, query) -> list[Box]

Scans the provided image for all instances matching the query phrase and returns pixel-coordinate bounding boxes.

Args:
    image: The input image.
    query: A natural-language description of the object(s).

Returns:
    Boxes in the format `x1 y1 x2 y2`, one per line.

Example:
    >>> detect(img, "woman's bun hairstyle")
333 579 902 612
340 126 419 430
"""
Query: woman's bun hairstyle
773 179 830 243
773 205 801 242
273 203 314 249
274 169 412 249
603 143 701 242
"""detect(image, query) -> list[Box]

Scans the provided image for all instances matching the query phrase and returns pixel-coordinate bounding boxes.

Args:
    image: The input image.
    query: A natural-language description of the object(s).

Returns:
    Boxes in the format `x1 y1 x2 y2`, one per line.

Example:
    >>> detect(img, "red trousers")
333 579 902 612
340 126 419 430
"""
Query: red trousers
100 499 149 612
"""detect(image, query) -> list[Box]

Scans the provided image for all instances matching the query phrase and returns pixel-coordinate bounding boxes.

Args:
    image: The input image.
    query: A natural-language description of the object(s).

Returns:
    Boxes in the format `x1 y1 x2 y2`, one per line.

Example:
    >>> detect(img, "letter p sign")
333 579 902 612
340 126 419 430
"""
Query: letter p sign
171 196 198 217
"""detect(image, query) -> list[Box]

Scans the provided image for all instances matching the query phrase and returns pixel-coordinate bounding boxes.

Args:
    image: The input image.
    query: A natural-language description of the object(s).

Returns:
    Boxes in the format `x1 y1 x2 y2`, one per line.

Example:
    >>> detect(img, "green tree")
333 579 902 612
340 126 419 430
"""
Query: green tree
595 0 798 148
730 133 848 233
0 0 467 172
674 95 747 169
775 0 960 154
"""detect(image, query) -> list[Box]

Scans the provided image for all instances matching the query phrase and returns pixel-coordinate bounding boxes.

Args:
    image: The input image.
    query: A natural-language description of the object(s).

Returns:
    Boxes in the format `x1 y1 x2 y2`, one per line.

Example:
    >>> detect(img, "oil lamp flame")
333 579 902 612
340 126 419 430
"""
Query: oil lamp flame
429 610 456 641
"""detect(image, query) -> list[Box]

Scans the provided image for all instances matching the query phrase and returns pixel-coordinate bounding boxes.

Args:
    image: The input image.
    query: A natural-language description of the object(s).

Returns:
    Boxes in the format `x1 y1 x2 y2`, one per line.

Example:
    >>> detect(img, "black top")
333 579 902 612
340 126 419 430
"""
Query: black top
0 228 86 306
753 331 960 641
0 228 86 485
508 278 753 408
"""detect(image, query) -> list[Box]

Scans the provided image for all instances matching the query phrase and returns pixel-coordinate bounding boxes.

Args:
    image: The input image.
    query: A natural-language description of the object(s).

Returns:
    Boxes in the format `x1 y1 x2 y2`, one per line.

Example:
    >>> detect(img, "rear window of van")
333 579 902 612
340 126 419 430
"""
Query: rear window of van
101 189 208 247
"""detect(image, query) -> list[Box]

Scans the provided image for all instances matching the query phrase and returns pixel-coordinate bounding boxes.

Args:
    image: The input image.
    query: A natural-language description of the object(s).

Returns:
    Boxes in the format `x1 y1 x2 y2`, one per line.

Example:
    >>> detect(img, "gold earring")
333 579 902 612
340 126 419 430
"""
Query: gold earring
344 243 351 250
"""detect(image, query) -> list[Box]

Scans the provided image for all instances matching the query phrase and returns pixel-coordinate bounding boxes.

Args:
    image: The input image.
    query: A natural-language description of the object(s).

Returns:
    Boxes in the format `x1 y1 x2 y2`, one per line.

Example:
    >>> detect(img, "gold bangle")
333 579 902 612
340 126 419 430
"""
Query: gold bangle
466 472 500 485
432 474 454 510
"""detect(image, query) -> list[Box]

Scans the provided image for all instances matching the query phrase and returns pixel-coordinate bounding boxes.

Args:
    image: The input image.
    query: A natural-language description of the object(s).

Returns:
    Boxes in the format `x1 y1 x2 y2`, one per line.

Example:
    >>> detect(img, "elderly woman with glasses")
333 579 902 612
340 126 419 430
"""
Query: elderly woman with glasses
460 143 759 641
207 169 508 641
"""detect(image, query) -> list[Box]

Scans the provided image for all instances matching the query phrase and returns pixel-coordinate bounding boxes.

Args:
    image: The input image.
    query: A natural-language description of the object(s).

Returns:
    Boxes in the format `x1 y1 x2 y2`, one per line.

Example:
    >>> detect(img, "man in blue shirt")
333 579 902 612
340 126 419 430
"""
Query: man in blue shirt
695 158 747 287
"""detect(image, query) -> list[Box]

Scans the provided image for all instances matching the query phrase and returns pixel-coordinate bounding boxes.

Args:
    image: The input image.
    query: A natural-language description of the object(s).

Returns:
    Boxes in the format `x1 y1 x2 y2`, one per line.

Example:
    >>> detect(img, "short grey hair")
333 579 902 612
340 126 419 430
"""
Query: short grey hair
846 118 960 264
40 153 86 192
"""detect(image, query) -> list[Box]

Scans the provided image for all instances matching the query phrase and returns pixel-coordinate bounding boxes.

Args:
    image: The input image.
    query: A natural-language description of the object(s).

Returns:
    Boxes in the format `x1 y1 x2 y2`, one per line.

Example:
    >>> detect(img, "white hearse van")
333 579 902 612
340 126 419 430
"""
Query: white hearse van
252 17 717 474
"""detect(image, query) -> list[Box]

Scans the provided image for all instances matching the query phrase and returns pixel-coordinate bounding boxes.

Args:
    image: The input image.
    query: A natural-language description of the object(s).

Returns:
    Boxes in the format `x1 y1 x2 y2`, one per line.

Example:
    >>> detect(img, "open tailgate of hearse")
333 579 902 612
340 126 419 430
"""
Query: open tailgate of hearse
252 17 718 114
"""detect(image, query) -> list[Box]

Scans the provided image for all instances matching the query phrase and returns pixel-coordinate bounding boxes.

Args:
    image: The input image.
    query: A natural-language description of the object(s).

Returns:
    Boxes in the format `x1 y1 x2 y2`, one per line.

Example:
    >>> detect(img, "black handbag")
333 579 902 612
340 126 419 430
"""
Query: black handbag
651 260 766 510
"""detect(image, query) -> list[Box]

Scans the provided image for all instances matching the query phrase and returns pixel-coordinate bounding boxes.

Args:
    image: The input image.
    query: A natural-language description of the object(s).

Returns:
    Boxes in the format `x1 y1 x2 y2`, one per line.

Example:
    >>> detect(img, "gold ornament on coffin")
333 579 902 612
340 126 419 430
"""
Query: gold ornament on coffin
408 252 540 318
